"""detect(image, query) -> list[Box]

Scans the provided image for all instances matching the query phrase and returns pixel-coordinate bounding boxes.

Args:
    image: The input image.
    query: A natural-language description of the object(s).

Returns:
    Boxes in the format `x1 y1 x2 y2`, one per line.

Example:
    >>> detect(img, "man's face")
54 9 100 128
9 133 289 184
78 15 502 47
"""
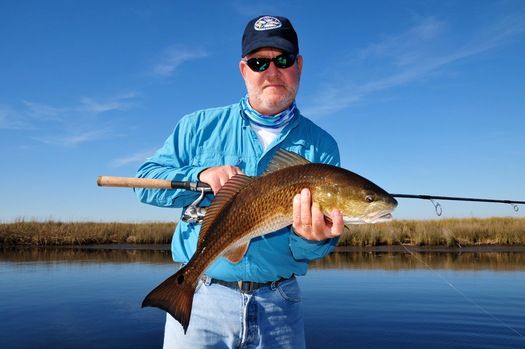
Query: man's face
240 48 303 116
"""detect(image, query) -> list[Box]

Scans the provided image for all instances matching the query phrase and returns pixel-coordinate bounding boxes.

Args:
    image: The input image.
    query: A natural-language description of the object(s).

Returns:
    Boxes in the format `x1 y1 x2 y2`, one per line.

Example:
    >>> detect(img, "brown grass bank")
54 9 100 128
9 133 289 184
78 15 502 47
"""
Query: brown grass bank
339 217 525 247
1 217 524 247
0 221 175 246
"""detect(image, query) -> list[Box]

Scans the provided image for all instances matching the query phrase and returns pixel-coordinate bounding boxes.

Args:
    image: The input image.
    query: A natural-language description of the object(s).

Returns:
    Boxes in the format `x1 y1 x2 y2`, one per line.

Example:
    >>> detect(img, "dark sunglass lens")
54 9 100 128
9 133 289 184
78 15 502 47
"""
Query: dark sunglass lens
246 54 296 72
247 58 270 72
275 54 296 68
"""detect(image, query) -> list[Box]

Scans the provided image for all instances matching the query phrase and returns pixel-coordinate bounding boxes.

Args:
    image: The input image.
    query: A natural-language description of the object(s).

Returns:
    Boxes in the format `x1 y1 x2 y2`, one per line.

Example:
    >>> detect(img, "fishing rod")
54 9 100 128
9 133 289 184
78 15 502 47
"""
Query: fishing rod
390 194 525 216
96 176 213 192
97 176 525 222
97 176 213 223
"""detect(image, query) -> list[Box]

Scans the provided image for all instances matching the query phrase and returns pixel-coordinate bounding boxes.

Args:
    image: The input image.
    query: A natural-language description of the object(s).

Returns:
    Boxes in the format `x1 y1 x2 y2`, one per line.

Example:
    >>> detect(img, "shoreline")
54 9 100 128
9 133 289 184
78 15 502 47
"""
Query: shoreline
3 218 525 247
4 243 525 253
335 244 525 253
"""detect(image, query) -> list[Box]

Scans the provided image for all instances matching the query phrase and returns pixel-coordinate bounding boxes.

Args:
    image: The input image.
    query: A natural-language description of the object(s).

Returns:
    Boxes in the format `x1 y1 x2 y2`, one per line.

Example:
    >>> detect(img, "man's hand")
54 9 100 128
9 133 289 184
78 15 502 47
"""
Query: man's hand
198 166 245 194
292 188 345 241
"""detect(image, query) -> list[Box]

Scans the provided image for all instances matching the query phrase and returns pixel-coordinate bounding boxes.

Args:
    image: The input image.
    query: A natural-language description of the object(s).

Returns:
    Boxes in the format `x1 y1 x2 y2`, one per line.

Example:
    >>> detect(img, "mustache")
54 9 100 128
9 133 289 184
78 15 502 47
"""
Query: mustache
262 78 285 86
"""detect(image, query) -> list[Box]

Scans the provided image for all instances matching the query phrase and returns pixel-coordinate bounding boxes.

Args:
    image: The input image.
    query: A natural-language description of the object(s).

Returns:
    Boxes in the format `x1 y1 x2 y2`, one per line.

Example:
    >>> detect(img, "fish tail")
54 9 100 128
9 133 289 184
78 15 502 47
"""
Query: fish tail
142 269 197 334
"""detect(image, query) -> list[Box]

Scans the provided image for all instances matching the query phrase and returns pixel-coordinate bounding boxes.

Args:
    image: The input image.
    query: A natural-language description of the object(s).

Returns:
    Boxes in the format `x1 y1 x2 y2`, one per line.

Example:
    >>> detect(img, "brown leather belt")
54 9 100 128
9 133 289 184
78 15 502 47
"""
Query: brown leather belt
203 276 290 293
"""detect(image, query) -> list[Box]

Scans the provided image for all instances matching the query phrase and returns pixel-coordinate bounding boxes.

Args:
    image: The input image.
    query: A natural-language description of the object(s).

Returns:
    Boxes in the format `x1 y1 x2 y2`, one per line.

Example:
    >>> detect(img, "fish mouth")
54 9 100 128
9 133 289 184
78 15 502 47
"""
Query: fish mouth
366 211 394 223
344 209 395 225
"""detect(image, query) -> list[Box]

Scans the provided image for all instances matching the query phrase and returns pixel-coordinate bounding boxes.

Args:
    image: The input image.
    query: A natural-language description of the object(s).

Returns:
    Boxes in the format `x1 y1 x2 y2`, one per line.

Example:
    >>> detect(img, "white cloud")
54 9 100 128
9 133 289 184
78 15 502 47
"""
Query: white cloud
152 45 209 78
24 101 66 122
38 127 117 147
75 92 138 113
4 92 142 147
355 17 447 67
303 13 525 119
0 104 27 129
23 92 141 122
110 150 157 168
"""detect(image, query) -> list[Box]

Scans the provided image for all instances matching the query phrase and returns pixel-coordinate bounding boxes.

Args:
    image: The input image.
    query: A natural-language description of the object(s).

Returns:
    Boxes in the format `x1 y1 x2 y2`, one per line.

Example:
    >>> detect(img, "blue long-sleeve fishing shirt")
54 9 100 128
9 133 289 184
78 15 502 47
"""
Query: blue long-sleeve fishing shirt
134 101 341 283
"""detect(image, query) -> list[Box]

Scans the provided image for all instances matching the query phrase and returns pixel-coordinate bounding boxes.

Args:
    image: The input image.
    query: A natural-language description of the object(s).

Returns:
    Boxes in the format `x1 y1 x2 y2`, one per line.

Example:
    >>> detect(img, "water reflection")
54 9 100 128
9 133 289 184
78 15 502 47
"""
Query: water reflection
2 247 525 348
310 248 525 271
3 245 525 271
0 246 172 264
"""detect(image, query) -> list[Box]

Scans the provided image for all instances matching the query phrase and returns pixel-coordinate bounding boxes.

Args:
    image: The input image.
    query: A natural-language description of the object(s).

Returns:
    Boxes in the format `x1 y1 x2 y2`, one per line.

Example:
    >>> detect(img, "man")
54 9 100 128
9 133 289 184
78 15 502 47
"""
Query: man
135 15 344 348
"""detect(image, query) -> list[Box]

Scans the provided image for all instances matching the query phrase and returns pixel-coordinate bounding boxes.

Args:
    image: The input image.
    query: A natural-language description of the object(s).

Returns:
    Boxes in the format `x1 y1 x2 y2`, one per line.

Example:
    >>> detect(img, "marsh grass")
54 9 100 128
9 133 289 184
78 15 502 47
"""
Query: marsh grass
1 217 525 247
0 220 175 246
339 217 525 247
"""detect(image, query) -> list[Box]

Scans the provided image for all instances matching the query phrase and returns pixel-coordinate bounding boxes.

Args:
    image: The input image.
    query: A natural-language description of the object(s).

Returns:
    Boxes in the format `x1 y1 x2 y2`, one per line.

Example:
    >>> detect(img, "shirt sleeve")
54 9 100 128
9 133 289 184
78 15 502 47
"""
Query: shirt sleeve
288 226 340 261
134 114 208 208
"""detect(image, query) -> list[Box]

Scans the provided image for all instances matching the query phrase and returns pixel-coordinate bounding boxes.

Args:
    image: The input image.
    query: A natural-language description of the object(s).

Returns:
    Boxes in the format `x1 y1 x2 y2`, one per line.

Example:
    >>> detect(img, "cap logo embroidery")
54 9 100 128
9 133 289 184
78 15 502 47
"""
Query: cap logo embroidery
254 16 282 31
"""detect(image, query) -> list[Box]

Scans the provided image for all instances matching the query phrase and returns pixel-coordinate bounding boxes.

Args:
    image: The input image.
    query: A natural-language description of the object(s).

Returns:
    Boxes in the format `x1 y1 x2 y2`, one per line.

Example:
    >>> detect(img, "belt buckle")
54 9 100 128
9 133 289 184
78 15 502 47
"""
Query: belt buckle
238 281 255 293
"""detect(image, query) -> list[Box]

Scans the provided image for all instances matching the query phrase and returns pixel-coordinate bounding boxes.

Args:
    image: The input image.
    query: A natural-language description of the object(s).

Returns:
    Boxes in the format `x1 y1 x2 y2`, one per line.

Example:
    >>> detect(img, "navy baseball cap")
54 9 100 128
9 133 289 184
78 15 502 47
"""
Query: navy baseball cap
241 15 299 57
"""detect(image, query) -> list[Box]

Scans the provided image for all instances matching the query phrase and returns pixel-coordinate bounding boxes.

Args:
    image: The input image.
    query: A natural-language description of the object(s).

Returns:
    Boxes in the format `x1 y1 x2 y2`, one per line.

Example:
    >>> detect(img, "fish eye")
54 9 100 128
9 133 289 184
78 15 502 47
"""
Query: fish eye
365 195 375 203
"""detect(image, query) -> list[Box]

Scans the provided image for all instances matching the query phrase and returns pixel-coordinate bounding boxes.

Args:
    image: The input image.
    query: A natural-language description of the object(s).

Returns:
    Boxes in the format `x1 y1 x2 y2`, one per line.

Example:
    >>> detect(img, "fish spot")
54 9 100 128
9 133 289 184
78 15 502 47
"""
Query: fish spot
177 275 185 284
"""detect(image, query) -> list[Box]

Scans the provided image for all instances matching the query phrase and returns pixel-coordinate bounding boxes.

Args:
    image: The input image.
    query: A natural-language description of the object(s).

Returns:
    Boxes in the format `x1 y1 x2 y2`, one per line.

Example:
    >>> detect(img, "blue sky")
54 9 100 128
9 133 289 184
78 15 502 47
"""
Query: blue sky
1 0 524 222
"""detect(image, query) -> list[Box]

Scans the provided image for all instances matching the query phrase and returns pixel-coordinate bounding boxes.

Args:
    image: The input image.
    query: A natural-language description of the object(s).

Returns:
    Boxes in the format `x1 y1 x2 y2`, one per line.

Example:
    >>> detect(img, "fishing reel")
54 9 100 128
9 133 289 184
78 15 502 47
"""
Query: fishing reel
181 186 211 224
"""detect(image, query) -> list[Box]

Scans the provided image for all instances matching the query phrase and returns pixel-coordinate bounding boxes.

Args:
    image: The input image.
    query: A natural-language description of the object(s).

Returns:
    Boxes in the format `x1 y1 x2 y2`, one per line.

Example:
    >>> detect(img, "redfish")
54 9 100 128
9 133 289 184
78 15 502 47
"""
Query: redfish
142 149 397 333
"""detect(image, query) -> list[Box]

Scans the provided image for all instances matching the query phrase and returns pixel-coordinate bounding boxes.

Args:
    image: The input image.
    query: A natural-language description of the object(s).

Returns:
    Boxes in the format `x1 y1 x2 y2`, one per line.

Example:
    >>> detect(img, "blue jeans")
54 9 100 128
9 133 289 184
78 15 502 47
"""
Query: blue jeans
162 276 305 349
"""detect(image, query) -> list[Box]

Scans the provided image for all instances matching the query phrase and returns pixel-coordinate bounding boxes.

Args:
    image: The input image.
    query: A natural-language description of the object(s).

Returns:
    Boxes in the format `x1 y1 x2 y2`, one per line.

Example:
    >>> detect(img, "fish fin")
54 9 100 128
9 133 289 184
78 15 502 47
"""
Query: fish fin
197 174 253 250
263 149 310 175
223 242 250 263
142 268 197 334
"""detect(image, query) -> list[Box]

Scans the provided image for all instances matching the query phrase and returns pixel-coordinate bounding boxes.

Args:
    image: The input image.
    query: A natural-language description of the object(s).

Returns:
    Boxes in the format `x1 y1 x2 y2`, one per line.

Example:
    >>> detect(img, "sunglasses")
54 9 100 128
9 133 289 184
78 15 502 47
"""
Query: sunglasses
245 53 297 72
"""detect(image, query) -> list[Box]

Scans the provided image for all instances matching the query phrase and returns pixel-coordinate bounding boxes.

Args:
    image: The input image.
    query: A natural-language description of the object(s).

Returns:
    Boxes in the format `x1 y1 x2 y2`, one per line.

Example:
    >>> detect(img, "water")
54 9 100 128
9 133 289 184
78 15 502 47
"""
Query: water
1 247 524 348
